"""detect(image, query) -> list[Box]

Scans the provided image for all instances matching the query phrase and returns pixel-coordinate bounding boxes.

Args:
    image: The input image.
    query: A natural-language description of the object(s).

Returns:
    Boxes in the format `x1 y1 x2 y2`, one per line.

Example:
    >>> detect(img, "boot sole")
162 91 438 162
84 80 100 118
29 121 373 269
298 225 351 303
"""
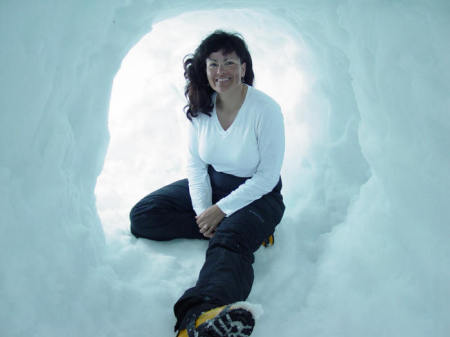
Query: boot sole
197 306 255 337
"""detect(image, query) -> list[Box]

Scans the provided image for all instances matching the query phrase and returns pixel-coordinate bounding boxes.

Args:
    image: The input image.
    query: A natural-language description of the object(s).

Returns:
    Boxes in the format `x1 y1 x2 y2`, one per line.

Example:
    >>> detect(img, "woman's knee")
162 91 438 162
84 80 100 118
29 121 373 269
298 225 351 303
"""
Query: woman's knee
215 205 278 251
129 205 145 238
129 210 168 240
129 195 161 237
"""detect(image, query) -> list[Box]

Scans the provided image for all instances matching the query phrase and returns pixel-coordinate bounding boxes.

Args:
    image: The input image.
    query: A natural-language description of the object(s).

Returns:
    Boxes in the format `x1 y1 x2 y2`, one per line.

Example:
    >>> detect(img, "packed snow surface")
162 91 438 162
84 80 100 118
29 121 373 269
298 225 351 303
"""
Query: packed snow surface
1 1 449 337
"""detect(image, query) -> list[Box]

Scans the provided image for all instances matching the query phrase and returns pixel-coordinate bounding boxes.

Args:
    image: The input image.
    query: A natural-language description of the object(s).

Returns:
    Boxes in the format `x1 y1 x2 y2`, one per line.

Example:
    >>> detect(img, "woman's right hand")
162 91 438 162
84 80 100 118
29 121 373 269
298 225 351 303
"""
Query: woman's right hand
196 204 226 238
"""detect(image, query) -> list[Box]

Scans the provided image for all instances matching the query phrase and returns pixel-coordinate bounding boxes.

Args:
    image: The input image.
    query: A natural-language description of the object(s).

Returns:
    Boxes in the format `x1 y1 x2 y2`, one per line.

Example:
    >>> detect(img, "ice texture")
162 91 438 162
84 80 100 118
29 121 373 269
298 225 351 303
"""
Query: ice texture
1 1 449 337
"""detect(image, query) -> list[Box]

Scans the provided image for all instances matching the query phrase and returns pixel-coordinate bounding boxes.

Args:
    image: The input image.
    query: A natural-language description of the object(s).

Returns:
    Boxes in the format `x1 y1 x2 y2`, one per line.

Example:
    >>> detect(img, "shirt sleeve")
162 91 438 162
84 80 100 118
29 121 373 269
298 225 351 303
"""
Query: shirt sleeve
215 104 285 216
186 119 212 215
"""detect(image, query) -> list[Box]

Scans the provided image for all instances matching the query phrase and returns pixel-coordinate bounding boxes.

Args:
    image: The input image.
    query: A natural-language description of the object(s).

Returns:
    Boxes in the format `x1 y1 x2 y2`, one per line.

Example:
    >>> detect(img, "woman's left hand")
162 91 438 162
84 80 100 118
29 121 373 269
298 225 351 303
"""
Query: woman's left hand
196 205 226 238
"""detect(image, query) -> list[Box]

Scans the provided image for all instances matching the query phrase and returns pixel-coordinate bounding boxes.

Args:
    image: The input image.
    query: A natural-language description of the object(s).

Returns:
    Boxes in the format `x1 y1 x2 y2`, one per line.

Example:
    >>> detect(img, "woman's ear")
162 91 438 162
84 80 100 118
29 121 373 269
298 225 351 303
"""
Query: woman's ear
241 62 246 80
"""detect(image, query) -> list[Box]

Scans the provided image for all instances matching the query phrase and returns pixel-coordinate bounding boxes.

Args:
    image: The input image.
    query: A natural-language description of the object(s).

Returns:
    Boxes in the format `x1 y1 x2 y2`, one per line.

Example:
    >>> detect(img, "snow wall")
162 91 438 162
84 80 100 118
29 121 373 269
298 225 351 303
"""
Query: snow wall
1 1 449 336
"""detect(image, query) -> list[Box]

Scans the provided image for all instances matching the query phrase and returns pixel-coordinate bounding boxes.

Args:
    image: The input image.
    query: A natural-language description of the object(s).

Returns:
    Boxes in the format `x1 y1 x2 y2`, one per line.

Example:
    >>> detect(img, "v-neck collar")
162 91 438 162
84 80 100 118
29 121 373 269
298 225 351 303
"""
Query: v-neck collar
213 85 250 135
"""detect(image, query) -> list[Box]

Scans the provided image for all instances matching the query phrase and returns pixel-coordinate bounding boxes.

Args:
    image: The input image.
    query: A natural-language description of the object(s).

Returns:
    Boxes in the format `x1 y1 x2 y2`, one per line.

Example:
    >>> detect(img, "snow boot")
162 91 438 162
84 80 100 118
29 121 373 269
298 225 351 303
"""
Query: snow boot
177 303 255 337
262 234 274 247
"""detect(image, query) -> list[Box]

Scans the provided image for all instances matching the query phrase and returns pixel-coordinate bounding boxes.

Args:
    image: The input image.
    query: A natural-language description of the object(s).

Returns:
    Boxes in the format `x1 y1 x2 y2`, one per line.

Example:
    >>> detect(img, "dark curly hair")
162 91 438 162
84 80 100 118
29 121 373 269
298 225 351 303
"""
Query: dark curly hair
183 30 255 120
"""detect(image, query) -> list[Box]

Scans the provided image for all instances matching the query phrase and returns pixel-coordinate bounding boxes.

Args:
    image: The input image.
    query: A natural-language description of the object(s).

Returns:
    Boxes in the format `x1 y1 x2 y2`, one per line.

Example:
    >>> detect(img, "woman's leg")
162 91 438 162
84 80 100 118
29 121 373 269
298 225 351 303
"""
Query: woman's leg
130 179 205 241
173 190 285 330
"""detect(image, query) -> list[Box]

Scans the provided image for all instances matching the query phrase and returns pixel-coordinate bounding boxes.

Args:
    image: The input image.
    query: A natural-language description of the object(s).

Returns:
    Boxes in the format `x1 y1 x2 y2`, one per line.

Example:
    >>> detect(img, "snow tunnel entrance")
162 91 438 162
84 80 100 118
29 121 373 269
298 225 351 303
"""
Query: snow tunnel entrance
95 9 314 236
6 1 449 335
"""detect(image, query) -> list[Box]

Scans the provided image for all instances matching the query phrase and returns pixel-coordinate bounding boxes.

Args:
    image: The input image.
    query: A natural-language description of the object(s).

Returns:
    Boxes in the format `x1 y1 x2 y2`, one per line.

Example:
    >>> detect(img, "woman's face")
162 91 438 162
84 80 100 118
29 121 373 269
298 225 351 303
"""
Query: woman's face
206 50 246 95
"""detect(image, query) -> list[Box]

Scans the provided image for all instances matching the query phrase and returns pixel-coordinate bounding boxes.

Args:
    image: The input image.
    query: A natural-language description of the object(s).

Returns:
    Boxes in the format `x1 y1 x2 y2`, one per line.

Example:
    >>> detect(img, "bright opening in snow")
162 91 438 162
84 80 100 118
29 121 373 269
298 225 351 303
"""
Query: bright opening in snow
95 9 312 236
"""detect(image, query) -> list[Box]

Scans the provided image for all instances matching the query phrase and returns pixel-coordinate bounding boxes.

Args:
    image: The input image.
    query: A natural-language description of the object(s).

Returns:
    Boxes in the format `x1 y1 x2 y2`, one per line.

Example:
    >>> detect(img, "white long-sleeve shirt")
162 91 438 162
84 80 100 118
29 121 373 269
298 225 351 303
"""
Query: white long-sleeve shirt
186 85 285 216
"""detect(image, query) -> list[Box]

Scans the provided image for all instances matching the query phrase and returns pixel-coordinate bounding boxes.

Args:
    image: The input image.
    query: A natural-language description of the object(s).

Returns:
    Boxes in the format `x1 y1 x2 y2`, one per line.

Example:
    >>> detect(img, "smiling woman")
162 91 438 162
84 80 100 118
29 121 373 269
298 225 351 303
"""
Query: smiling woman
129 30 286 337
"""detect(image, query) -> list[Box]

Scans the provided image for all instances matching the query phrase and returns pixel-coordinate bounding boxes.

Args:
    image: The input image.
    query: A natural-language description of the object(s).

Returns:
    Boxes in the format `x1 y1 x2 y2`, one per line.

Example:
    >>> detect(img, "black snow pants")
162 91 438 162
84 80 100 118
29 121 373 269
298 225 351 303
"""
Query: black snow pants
129 165 285 331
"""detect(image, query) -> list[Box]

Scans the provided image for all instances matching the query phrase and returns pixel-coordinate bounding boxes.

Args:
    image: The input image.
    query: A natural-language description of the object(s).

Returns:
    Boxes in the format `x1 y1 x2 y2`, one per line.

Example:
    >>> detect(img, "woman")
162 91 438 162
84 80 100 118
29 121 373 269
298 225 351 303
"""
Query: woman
130 30 285 337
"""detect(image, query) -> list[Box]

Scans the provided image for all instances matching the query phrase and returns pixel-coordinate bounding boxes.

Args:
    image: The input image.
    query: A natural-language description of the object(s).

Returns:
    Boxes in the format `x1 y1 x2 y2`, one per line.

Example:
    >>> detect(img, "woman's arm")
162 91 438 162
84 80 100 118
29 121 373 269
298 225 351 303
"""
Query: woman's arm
186 119 213 216
216 104 285 216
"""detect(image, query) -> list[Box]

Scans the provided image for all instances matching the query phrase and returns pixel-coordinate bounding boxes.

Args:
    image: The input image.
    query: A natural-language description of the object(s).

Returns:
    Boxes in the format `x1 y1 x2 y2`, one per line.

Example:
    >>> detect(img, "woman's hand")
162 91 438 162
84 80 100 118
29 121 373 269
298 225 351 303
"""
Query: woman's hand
196 205 226 238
